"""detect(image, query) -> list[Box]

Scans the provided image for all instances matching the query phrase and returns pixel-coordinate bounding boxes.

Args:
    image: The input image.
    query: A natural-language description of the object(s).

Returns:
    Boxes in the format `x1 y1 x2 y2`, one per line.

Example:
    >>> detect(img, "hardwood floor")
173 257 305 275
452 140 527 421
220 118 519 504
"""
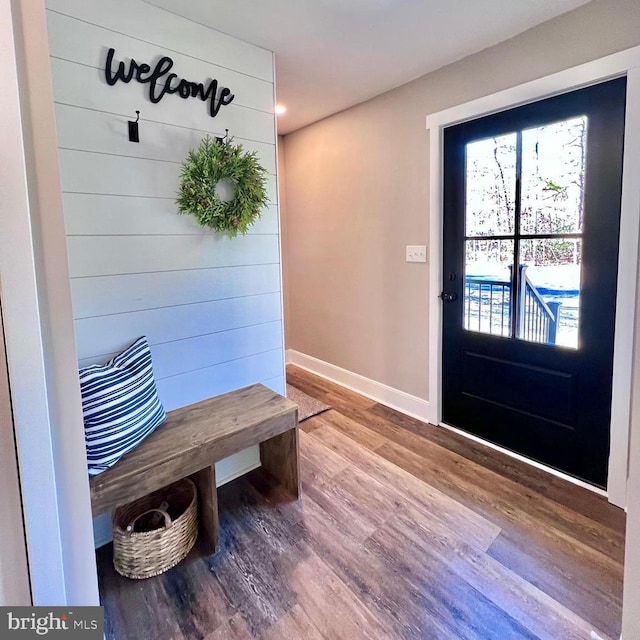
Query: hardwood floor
97 365 625 639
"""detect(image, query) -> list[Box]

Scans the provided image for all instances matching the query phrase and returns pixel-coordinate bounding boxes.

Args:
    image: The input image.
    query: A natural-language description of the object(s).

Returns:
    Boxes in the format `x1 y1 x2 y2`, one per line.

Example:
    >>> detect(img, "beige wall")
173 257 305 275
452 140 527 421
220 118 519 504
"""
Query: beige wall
282 0 640 400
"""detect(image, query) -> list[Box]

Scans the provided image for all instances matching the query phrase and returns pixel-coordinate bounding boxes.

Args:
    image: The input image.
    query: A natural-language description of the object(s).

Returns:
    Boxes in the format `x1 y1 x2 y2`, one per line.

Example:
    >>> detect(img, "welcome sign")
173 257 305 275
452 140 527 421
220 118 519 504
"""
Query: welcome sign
104 48 235 118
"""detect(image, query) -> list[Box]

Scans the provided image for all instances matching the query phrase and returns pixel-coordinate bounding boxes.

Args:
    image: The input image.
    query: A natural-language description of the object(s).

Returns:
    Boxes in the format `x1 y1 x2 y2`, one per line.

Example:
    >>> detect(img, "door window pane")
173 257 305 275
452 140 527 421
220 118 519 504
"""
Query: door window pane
466 134 517 237
517 239 581 349
520 116 587 235
465 239 513 337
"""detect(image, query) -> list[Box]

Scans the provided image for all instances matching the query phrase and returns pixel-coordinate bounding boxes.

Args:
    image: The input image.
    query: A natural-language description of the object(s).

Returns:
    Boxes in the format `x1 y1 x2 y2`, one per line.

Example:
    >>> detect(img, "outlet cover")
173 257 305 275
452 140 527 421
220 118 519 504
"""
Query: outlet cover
406 245 427 263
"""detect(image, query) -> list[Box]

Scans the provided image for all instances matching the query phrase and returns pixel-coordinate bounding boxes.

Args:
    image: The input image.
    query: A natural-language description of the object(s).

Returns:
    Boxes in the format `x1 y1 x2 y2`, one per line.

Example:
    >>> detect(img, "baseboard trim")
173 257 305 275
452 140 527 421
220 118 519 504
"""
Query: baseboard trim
440 422 608 497
286 349 431 422
215 460 262 488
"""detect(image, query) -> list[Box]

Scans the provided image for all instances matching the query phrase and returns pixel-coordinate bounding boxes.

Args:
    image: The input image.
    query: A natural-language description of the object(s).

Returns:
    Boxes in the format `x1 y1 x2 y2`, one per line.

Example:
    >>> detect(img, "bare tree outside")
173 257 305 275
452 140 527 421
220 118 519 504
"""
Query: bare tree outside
464 116 587 348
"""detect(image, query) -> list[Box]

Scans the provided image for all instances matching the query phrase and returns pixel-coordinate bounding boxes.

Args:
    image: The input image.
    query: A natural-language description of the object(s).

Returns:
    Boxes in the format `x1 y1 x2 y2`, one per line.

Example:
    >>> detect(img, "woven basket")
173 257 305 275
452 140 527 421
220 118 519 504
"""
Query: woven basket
112 478 198 579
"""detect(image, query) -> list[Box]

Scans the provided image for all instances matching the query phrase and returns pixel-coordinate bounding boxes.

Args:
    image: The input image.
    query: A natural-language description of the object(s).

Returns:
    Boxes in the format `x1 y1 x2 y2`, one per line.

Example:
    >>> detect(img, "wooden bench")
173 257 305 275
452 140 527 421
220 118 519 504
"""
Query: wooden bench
90 383 299 554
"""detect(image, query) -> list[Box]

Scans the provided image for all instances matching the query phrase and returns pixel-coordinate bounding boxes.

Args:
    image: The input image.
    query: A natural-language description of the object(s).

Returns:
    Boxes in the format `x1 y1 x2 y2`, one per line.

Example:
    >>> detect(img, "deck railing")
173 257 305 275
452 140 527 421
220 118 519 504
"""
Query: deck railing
464 278 512 337
464 265 560 344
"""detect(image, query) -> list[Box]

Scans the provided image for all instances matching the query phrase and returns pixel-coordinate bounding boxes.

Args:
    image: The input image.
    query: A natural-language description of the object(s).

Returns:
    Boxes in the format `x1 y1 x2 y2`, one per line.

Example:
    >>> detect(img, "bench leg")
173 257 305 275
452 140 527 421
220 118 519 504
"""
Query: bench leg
260 427 301 499
189 465 219 555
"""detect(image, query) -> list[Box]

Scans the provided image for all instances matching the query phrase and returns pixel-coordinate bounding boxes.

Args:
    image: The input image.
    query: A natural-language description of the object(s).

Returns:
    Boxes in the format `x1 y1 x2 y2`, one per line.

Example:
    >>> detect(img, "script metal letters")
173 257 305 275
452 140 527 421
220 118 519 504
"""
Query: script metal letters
105 48 235 118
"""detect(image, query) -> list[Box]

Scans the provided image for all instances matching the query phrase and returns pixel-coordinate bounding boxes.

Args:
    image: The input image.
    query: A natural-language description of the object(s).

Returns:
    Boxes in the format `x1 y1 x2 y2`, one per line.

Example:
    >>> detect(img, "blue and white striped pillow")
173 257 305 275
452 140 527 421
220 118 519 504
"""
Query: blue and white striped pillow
79 336 166 476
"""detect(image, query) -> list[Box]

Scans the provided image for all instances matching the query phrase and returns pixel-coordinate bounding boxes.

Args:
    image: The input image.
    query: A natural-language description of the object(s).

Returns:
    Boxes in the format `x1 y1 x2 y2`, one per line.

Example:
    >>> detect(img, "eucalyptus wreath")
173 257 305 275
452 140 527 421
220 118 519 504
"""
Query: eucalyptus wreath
177 136 268 237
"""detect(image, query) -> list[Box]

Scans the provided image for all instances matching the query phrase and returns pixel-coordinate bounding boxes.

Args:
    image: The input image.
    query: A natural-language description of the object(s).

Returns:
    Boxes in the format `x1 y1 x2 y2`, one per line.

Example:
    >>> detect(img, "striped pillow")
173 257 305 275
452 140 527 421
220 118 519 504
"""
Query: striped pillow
79 337 166 476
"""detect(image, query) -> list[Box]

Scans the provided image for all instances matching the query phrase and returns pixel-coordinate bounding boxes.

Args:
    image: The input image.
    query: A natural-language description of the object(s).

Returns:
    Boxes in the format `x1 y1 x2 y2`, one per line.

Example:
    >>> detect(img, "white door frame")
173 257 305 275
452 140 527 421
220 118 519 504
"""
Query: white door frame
0 301 31 605
1 0 67 602
1 0 99 604
426 46 640 507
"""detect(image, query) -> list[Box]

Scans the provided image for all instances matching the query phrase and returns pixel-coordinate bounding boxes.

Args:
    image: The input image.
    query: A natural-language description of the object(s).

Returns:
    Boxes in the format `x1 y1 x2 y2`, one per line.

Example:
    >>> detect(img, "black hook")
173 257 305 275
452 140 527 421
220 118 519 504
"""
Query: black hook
216 129 230 145
128 110 140 143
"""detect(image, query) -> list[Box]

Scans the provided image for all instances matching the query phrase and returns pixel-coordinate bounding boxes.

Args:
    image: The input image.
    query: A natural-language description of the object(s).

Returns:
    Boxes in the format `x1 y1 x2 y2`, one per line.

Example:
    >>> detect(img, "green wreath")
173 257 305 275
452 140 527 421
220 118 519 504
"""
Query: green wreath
177 136 268 237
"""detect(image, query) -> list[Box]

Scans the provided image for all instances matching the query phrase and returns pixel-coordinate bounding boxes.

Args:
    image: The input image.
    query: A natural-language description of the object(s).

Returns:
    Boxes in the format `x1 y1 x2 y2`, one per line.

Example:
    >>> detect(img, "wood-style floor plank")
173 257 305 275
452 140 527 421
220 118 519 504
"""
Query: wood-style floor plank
96 365 624 639
368 402 626 533
376 435 624 570
486 529 621 636
300 455 383 543
316 409 389 451
204 614 252 640
260 604 325 640
299 429 350 477
389 504 611 640
288 487 453 639
274 540 396 639
315 384 624 565
307 421 502 551
372 420 624 564
364 523 539 640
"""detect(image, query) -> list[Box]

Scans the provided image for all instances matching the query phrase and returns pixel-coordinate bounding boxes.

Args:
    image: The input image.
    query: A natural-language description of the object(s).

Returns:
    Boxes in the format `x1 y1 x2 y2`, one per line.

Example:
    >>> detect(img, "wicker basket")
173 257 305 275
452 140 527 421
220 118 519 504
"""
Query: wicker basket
112 478 198 579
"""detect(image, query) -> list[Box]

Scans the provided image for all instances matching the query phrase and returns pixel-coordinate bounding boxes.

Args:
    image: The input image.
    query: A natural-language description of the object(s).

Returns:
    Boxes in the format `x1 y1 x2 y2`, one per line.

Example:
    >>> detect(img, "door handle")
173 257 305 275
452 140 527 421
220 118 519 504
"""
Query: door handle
440 292 457 302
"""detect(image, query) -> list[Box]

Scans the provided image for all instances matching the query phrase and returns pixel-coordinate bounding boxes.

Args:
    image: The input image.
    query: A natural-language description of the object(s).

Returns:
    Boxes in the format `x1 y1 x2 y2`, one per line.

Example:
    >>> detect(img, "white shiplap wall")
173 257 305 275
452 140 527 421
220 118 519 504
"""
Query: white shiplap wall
45 0 284 545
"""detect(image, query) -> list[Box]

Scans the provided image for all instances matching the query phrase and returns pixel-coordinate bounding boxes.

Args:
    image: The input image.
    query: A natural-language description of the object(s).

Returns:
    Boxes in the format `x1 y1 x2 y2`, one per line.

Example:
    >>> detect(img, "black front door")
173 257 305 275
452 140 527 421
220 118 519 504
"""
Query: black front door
442 78 626 487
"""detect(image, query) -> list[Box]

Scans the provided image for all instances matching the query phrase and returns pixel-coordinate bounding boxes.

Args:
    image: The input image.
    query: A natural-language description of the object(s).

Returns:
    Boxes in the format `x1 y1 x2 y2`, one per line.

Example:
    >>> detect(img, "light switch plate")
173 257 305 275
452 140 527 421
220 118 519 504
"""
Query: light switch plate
406 245 427 263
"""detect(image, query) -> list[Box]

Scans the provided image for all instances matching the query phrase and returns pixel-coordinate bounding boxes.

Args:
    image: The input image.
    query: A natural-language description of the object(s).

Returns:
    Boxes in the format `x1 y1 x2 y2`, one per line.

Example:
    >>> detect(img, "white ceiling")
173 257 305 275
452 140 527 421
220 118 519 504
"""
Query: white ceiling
146 0 593 134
